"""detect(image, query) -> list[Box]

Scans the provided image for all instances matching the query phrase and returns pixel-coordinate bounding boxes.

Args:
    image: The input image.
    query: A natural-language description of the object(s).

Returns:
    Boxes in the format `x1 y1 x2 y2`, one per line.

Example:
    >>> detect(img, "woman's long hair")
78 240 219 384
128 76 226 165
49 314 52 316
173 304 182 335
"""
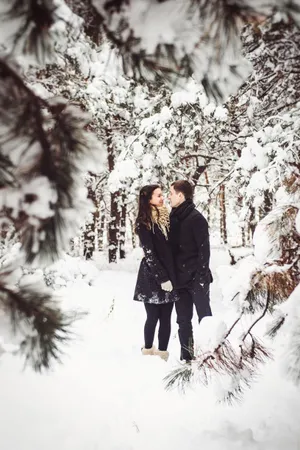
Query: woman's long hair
135 184 160 232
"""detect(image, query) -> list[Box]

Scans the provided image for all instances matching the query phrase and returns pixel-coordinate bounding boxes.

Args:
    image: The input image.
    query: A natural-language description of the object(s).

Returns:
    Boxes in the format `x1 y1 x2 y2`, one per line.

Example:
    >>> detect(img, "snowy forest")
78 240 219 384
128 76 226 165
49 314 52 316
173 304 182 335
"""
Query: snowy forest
0 1 300 449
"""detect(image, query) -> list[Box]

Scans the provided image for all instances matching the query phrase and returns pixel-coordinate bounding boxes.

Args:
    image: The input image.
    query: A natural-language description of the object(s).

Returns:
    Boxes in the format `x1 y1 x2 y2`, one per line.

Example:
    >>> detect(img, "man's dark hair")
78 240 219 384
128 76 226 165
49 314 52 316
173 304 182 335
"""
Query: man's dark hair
171 180 194 200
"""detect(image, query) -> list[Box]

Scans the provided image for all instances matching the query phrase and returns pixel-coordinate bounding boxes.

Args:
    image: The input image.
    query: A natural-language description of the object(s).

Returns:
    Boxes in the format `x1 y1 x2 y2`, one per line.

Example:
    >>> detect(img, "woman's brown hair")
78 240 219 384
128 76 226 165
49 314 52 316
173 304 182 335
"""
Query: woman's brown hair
135 184 160 232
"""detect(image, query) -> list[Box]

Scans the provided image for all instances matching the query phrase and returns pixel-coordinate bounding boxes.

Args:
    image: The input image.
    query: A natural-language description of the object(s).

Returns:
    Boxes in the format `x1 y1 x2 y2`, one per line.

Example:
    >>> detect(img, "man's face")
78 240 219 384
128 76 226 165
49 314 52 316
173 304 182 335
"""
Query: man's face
169 186 184 208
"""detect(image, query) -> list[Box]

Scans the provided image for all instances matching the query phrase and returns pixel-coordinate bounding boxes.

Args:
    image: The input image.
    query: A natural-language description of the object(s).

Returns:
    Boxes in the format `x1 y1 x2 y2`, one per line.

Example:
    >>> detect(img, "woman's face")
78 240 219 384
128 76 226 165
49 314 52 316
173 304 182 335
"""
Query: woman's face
150 188 164 207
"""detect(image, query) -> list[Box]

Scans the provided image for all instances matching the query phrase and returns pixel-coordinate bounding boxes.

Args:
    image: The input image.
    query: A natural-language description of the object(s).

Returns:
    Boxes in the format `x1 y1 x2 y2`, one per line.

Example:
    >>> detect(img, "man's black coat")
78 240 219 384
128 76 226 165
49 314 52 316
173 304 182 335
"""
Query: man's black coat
170 199 213 289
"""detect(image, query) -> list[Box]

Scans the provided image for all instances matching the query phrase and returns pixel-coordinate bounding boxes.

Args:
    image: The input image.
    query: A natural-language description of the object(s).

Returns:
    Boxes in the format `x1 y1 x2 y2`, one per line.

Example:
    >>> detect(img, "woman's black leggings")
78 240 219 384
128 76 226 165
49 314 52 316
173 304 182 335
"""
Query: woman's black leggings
144 302 174 351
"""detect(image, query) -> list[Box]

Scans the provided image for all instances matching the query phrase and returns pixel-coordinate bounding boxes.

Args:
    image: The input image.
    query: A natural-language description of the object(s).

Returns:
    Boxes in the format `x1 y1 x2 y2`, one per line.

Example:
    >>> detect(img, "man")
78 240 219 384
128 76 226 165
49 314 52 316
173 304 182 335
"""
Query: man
169 180 213 362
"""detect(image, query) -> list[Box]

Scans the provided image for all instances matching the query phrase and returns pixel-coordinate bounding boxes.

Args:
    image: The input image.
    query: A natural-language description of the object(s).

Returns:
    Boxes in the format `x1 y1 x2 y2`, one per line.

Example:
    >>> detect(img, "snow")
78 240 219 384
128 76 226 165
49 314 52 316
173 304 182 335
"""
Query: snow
194 316 228 350
108 160 139 192
246 171 269 199
204 103 216 116
214 106 228 121
142 153 154 169
217 254 259 314
123 0 200 55
22 177 57 219
157 147 172 166
296 209 300 233
160 106 172 123
132 142 144 158
253 217 279 264
253 205 298 264
277 284 300 384
171 90 197 108
238 137 269 171
0 248 300 450
0 4 300 443
236 147 256 171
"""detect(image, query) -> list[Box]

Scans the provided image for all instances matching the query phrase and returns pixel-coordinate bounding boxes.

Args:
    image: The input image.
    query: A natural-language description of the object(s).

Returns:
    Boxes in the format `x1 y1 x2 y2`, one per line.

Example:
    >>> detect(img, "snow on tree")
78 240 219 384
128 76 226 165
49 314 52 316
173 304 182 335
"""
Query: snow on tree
132 81 229 183
0 0 299 393
165 15 300 401
0 0 105 370
91 0 300 101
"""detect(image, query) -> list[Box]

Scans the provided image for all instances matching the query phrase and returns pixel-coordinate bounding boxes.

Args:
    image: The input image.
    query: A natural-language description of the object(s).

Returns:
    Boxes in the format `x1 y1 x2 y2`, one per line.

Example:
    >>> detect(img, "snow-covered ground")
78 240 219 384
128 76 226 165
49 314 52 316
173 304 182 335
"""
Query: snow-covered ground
0 248 300 450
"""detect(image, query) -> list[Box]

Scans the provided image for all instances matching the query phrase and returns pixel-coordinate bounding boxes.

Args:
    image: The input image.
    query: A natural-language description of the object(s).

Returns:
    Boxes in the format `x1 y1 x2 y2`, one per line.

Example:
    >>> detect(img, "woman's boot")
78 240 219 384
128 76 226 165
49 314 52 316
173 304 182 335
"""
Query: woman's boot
154 349 169 361
141 346 155 355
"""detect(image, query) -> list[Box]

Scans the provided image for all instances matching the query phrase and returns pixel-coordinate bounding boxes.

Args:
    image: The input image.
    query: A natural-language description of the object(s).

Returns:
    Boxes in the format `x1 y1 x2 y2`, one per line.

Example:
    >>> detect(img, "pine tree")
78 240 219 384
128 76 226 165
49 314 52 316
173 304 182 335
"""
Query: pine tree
92 0 300 100
1 0 300 381
0 0 104 370
165 15 300 401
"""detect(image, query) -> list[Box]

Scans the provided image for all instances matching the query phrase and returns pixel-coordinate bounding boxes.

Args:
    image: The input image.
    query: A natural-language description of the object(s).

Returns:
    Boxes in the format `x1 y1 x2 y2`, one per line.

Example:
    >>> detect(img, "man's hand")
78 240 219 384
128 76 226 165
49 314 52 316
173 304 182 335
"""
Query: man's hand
161 280 173 292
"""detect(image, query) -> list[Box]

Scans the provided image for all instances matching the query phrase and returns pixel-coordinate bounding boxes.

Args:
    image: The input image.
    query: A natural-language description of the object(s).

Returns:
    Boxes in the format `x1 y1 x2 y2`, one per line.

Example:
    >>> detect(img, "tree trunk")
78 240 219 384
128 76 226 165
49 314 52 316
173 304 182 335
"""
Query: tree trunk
237 195 245 247
83 184 96 260
204 171 210 225
107 135 119 263
219 184 228 244
248 205 256 241
130 216 137 248
98 207 105 251
191 164 206 187
241 226 246 247
259 190 273 220
83 220 95 259
93 200 100 252
119 195 126 260
108 191 120 263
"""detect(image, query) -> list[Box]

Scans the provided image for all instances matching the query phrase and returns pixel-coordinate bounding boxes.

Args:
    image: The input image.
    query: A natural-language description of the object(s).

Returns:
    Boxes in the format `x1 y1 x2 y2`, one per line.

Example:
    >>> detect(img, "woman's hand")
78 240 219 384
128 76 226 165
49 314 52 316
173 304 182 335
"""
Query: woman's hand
161 280 173 292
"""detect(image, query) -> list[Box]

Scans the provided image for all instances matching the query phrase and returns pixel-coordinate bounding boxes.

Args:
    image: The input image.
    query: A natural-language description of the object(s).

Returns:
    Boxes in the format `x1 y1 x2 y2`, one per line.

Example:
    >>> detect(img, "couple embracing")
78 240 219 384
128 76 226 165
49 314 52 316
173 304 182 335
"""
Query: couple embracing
133 180 213 363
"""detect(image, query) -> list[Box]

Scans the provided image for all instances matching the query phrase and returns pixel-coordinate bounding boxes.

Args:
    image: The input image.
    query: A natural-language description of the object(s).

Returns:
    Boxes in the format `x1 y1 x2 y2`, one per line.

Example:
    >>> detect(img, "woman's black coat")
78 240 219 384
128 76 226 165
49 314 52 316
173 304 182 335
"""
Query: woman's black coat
133 223 178 304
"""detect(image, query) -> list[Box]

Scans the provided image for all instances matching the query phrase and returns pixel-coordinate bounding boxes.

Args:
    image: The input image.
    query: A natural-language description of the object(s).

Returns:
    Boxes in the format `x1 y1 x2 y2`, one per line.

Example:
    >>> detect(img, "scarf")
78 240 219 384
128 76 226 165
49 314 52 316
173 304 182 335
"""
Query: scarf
171 199 195 221
151 205 170 239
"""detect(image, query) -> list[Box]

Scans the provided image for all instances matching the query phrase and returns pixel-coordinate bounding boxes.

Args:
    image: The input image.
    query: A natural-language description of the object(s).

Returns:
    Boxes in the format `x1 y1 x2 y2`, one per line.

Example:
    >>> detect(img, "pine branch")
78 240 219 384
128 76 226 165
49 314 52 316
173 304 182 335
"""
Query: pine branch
0 58 100 264
164 364 193 393
164 306 272 402
220 384 247 405
0 153 15 187
244 288 266 313
91 0 263 100
23 103 99 264
216 336 271 404
2 0 59 63
266 315 286 338
219 374 254 405
94 1 300 101
243 293 270 342
64 0 104 45
241 334 272 366
0 58 55 174
0 275 83 371
164 316 242 391
245 261 299 315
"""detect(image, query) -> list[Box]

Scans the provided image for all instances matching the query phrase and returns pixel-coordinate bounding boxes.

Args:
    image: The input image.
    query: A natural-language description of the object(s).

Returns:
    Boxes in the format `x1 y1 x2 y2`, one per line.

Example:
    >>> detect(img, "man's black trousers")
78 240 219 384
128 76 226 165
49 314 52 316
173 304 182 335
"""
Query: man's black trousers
175 283 212 361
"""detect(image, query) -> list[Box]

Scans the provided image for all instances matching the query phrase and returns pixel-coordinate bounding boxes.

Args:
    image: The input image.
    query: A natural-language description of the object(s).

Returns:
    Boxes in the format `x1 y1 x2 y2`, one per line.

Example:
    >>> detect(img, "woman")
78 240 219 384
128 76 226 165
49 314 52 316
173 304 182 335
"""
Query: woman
133 184 178 361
